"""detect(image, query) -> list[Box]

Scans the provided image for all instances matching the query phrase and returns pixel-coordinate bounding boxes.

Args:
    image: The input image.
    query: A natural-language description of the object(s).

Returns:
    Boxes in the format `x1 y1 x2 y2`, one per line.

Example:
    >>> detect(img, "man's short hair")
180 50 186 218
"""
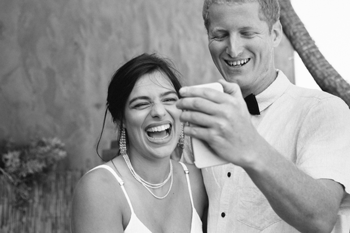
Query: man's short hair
202 0 280 33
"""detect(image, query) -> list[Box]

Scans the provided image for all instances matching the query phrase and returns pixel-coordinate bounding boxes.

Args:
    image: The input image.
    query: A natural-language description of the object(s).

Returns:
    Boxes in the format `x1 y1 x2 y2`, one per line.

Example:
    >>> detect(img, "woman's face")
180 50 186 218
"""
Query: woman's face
123 71 182 160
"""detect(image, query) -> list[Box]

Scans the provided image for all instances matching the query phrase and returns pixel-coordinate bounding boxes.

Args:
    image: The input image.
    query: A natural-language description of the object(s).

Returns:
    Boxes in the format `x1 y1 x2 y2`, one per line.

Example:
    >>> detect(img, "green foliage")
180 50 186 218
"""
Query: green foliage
0 137 67 208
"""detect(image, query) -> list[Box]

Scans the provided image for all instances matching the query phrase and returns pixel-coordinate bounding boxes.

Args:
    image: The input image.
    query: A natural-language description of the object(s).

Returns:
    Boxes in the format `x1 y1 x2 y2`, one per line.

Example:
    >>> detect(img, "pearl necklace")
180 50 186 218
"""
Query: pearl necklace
123 154 173 200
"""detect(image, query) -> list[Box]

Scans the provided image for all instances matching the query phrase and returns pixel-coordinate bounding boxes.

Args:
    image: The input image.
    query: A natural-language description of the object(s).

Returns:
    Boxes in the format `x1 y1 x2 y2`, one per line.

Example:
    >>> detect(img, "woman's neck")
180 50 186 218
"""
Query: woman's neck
127 153 172 184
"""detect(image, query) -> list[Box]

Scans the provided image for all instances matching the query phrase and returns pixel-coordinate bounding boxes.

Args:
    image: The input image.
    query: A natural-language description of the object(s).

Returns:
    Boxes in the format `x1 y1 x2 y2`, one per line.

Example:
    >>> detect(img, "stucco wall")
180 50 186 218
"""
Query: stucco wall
0 0 294 169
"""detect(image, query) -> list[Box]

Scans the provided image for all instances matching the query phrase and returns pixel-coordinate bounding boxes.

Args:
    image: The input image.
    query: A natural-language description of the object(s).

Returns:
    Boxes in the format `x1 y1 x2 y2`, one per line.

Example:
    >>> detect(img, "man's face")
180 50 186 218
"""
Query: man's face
207 1 281 97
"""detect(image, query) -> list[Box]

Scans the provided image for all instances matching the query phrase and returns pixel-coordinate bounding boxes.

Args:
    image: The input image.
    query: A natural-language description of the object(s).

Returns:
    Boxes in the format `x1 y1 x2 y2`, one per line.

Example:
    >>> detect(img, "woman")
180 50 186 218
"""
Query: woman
71 53 208 233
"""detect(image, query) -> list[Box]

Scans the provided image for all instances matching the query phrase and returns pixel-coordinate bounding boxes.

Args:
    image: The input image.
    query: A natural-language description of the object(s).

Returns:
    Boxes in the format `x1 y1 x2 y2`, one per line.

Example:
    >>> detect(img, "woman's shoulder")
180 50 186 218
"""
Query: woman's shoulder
181 162 201 179
176 162 205 195
74 164 122 202
177 162 208 216
82 164 118 184
71 163 127 232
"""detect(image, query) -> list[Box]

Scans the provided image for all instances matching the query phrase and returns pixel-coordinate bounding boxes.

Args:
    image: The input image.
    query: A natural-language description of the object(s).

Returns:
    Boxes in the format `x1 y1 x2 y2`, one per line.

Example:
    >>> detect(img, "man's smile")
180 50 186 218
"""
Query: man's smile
224 58 250 67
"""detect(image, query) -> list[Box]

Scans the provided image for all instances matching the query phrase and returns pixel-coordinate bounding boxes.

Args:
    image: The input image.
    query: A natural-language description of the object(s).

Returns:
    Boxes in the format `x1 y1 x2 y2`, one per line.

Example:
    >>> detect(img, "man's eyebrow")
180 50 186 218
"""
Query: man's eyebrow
239 26 258 31
128 90 177 105
210 27 226 32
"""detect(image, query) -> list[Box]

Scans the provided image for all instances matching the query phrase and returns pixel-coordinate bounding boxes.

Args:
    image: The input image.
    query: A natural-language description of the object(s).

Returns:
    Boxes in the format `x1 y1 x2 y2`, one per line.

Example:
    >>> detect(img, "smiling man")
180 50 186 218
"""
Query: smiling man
176 0 350 232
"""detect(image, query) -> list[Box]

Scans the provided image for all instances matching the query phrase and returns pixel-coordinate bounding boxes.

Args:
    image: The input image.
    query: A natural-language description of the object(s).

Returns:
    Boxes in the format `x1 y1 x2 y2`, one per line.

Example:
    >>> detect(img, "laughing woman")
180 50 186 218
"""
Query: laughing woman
71 53 208 233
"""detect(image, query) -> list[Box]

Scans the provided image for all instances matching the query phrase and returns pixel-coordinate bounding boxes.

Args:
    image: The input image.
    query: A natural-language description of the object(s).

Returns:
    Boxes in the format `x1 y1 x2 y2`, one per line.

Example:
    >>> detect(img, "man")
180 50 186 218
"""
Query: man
176 0 350 232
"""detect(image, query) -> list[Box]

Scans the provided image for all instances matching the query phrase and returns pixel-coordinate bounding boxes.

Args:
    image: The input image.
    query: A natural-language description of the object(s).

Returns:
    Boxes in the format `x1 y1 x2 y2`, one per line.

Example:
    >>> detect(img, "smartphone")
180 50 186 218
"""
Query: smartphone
189 82 229 168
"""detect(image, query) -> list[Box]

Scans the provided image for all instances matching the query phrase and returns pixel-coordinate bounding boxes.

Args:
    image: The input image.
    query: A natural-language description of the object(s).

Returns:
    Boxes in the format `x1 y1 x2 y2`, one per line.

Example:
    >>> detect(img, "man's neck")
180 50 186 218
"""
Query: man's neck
241 69 279 97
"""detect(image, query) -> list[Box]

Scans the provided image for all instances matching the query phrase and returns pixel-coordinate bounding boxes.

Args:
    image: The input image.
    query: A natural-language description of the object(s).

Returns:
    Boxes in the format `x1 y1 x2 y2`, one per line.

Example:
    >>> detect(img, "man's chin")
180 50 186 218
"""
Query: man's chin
222 73 242 84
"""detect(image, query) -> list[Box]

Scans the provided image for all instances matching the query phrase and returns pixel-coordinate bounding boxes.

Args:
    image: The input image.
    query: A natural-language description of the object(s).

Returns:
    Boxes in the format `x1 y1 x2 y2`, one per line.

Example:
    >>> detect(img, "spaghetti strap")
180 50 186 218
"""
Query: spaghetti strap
178 162 203 233
178 162 195 208
88 165 135 213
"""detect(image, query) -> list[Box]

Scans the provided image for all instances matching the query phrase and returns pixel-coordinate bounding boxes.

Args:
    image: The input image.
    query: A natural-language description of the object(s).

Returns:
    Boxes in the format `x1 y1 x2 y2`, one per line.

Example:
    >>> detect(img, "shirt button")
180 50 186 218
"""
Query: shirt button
227 172 231 177
221 212 226 218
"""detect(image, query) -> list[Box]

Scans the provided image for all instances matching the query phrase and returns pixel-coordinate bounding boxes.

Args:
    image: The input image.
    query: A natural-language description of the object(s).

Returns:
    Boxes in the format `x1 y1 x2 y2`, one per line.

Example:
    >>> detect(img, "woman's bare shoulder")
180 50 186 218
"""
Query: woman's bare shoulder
71 165 126 233
184 163 202 179
181 162 208 215
177 162 205 195
79 166 118 189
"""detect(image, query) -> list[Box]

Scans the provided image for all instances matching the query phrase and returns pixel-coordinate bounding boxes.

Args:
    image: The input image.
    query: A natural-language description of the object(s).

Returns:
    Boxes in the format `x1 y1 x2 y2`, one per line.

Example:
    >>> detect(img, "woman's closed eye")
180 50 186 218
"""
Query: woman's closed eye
163 97 178 104
132 102 151 109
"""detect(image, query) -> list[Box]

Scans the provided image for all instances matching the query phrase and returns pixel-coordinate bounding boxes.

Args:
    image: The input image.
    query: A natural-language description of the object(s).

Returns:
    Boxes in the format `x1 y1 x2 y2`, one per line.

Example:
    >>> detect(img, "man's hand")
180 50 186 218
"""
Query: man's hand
176 79 263 168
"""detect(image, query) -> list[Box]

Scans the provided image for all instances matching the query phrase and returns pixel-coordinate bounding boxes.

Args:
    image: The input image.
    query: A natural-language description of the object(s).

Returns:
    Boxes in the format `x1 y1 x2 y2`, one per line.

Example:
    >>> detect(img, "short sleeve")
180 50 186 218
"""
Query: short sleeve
296 96 350 193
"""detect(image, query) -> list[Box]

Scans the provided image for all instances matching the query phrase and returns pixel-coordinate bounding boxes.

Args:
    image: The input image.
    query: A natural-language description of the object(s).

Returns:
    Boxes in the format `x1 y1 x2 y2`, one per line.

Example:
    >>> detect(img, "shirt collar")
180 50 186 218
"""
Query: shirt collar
256 70 291 112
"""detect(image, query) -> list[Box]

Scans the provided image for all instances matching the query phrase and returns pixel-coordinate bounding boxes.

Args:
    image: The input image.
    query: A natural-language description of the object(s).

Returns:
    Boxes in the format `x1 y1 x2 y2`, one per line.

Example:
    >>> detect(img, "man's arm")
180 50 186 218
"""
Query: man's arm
244 135 344 233
176 80 345 233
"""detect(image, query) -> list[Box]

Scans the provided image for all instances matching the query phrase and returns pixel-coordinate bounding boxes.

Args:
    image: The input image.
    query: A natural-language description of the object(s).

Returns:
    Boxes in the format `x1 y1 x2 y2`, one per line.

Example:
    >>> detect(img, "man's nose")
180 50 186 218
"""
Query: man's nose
226 35 244 57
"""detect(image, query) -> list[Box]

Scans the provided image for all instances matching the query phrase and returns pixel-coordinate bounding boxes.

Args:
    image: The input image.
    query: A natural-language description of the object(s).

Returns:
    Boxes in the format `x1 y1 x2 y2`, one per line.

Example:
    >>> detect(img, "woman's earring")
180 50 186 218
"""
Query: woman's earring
177 124 184 149
119 127 127 156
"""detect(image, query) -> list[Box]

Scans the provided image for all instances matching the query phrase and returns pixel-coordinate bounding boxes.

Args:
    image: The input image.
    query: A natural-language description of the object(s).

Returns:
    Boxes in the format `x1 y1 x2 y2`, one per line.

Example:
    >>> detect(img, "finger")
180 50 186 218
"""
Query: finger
179 85 224 103
217 79 249 113
183 123 220 144
180 110 218 128
177 96 221 114
218 79 243 98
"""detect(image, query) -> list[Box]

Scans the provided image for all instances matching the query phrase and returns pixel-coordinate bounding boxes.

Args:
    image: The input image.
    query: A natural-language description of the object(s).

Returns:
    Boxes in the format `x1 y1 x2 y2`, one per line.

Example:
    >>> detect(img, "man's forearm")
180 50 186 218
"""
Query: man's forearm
244 141 344 233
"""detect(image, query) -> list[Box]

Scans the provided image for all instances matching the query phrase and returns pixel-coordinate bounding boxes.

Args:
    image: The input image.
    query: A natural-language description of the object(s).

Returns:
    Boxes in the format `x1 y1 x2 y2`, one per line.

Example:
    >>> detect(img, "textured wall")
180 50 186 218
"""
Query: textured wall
0 0 294 169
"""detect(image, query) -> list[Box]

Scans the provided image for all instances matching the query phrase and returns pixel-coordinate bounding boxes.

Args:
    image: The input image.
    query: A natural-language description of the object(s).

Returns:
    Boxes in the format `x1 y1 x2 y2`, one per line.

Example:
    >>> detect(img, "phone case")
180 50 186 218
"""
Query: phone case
189 83 229 168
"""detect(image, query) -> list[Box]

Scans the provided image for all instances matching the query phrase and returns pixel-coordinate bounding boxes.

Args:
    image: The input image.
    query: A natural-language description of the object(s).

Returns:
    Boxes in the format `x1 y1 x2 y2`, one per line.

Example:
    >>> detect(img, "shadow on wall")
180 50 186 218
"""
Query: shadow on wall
0 0 294 170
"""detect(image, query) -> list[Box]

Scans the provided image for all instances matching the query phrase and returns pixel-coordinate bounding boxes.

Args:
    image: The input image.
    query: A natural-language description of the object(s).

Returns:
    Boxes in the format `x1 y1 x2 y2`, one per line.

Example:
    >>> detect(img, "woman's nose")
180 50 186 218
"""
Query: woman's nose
150 102 166 118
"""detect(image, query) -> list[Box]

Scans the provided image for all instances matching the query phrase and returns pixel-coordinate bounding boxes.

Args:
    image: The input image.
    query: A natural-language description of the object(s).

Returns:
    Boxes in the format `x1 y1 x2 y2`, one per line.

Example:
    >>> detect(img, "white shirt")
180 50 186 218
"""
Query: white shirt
202 71 350 233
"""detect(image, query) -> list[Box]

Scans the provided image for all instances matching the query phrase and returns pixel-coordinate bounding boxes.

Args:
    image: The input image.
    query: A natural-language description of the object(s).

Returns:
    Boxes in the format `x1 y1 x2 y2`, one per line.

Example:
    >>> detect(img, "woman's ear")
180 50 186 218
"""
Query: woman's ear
272 20 283 48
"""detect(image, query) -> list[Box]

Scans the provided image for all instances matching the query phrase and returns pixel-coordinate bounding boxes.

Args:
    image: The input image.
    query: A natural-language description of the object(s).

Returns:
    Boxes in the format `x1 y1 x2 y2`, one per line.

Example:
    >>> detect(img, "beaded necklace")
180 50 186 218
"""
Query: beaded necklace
122 154 173 200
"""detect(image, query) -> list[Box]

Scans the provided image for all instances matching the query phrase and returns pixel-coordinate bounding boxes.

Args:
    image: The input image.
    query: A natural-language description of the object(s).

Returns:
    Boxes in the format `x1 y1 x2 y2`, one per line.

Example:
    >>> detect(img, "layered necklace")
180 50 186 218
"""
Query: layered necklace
123 154 173 200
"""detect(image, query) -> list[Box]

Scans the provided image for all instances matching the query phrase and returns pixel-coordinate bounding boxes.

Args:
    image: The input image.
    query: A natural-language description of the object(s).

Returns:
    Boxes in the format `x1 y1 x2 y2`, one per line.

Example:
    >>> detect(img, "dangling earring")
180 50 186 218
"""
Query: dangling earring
177 124 184 149
119 126 127 156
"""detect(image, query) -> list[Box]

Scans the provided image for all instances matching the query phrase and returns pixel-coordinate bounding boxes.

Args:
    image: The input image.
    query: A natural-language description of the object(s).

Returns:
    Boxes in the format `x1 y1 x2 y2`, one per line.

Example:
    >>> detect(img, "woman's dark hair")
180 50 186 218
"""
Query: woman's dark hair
106 53 182 126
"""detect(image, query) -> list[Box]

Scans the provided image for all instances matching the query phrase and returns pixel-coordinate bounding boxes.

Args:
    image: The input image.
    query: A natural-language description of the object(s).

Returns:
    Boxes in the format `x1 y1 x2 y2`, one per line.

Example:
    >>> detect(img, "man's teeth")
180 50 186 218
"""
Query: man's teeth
147 124 170 133
227 58 249 67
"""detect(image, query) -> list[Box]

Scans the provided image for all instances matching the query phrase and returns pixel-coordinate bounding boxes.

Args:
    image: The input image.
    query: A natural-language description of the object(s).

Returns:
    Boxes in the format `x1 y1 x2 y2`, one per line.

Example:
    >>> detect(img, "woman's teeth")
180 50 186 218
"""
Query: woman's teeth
147 124 170 132
146 124 171 139
226 58 250 67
